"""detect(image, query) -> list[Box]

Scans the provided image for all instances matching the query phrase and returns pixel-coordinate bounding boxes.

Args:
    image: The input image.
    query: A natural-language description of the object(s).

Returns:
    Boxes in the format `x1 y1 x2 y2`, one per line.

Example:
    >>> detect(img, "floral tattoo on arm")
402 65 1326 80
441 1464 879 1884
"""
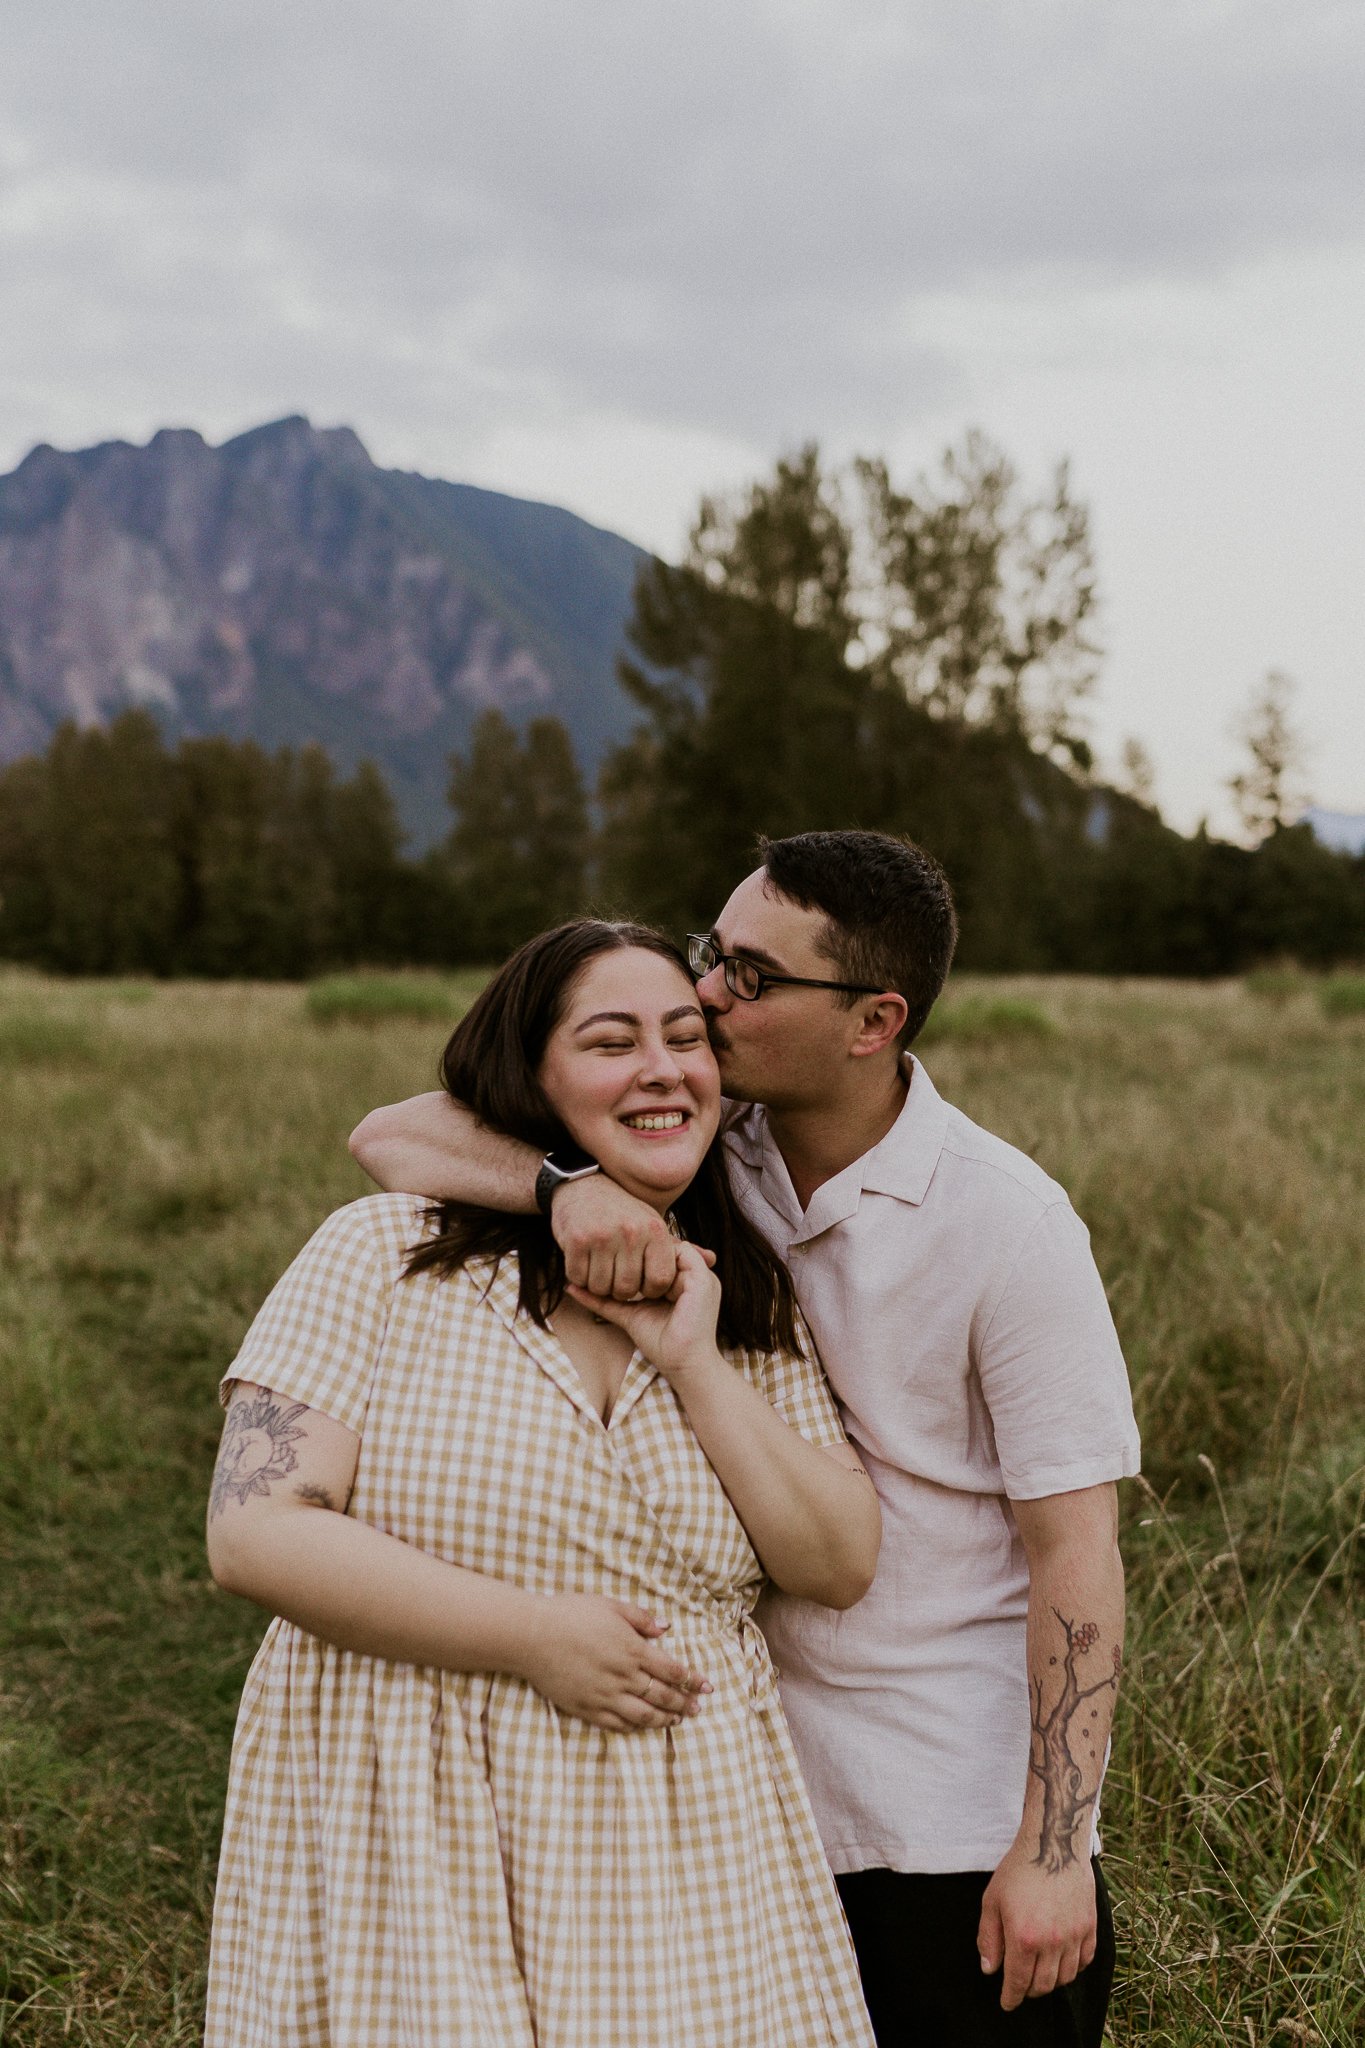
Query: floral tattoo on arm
1029 1609 1122 1874
210 1388 311 1519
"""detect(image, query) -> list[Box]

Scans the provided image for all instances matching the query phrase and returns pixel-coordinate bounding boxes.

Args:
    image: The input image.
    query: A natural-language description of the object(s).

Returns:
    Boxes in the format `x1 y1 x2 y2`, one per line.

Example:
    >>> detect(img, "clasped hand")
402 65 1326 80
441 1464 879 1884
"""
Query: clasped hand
552 1175 688 1302
565 1241 722 1386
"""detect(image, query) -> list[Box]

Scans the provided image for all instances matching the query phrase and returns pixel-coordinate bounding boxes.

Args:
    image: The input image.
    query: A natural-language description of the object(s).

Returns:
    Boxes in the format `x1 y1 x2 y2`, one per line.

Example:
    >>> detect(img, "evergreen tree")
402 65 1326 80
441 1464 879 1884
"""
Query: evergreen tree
1228 670 1307 842
0 755 51 963
601 448 873 929
172 736 280 975
521 718 591 915
444 710 590 958
41 713 180 973
264 746 342 976
329 759 407 964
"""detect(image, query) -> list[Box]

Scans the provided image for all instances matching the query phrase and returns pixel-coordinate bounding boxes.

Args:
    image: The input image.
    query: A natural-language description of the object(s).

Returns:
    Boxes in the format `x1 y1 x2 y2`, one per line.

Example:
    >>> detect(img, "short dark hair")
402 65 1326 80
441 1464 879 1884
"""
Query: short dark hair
759 830 957 1047
405 919 798 1352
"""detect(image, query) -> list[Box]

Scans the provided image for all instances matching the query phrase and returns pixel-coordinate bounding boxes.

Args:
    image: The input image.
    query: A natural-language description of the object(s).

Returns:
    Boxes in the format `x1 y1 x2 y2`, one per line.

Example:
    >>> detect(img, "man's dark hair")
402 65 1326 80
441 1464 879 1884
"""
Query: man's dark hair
404 918 797 1353
759 830 957 1047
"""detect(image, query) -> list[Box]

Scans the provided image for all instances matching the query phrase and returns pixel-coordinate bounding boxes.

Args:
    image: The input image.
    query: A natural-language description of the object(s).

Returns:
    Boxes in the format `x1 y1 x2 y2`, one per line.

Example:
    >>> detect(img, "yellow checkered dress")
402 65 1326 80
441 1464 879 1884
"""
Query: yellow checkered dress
206 1195 875 2047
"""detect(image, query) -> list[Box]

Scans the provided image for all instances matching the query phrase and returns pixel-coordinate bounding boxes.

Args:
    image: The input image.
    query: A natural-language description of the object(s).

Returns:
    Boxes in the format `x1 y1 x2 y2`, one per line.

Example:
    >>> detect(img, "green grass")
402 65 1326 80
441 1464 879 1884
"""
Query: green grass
305 969 490 1026
1243 966 1365 1020
1243 964 1312 1004
1 968 1362 2044
919 991 1057 1045
0 1010 101 1065
1318 973 1365 1019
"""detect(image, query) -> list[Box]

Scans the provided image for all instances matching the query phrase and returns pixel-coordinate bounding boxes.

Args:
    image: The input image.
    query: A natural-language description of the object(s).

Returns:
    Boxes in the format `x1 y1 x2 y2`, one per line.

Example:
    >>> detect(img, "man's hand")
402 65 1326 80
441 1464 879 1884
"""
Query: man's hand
977 1841 1097 2010
551 1176 684 1299
567 1244 722 1385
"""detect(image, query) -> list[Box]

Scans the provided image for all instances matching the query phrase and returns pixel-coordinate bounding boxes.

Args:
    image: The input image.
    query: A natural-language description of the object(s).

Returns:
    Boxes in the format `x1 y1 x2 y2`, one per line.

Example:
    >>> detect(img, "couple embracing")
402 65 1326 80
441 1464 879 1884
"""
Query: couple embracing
205 829 1139 2047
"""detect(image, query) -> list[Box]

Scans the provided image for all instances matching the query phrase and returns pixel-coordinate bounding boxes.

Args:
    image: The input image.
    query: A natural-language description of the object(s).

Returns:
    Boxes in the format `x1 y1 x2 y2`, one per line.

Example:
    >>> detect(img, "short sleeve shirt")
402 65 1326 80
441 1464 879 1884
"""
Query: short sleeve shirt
731 1059 1141 1874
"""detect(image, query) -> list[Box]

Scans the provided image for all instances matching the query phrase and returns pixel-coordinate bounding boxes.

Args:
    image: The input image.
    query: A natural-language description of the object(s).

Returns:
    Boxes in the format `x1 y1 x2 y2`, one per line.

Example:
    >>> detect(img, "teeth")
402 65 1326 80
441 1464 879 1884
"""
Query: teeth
624 1112 686 1131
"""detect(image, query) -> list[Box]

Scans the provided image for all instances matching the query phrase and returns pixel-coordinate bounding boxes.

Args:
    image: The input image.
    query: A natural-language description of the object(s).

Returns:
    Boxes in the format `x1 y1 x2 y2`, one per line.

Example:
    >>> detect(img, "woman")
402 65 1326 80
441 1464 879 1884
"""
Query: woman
205 920 879 2048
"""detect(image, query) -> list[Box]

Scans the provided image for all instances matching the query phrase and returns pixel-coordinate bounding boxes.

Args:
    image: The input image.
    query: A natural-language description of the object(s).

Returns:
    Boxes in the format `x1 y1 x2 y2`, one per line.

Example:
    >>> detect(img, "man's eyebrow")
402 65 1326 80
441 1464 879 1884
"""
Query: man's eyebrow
711 929 788 973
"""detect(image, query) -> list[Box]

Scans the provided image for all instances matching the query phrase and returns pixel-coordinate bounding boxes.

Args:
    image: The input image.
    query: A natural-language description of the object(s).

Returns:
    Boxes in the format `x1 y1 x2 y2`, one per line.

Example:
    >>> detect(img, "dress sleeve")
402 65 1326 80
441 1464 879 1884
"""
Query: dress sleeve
751 1312 849 1451
977 1199 1142 1500
219 1200 407 1435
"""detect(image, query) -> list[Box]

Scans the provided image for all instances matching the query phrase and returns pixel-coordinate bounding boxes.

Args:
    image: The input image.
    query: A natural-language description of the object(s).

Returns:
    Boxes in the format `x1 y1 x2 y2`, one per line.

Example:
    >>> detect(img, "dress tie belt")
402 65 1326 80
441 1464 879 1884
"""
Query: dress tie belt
667 1606 778 1707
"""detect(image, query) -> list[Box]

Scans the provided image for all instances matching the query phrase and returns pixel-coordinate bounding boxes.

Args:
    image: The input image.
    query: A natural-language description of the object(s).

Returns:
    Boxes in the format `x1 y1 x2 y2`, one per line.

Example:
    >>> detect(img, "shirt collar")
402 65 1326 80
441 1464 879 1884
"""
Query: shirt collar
859 1057 951 1205
724 1056 950 1237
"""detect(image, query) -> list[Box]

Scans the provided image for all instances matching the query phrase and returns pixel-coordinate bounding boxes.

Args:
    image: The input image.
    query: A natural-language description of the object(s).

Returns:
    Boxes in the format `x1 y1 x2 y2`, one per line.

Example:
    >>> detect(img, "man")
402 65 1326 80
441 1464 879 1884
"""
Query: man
350 830 1140 2046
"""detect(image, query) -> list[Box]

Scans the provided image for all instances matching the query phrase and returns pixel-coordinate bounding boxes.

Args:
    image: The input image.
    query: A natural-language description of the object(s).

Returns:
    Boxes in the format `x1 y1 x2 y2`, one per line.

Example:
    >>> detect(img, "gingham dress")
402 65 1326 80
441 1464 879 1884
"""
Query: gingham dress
206 1195 874 2048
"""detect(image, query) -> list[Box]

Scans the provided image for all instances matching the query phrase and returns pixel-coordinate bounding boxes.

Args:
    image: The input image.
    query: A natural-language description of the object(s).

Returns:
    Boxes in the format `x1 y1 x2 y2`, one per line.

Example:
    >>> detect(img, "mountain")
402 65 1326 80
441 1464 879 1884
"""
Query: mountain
1303 807 1365 858
0 417 650 846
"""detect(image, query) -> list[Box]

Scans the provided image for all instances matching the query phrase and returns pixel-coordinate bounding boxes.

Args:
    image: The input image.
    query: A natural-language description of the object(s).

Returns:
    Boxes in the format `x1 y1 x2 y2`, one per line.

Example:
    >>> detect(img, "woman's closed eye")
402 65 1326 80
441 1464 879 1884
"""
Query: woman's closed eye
585 1033 705 1054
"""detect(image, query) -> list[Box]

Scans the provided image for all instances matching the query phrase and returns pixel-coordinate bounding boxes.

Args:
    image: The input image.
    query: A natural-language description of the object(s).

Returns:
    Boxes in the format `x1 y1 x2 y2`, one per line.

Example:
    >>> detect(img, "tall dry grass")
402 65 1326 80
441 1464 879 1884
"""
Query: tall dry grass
1 969 1361 2044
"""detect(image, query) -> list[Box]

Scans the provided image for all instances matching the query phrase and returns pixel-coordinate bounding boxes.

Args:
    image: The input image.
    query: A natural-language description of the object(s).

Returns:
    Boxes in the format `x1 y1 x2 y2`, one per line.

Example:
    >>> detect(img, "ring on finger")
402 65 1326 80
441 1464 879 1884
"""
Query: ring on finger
637 1675 654 1702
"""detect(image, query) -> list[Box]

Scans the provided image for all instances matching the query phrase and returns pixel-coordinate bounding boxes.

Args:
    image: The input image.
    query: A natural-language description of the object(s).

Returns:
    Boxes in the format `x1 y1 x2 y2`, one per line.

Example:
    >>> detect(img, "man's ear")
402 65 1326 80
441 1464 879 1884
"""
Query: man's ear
849 993 909 1059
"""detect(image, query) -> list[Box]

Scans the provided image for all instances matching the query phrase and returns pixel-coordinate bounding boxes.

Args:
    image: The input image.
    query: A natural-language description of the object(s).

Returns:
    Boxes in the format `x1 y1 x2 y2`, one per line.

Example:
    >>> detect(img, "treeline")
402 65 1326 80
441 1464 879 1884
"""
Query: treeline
0 703 602 976
2 437 1362 978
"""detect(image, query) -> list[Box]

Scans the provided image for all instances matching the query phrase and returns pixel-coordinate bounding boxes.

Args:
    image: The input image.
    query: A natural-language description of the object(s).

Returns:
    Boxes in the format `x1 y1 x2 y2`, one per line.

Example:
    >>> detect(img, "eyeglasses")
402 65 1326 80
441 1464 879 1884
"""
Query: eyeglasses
687 933 886 1004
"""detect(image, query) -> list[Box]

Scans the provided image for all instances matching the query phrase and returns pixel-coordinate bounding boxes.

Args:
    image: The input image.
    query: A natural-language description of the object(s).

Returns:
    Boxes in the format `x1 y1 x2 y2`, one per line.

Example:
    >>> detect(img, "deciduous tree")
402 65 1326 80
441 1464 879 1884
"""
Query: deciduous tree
855 431 1099 761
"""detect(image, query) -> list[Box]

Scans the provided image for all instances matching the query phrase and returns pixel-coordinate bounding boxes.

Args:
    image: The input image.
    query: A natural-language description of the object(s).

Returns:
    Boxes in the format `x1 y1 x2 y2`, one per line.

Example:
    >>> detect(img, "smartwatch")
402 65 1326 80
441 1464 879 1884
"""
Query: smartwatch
534 1144 601 1216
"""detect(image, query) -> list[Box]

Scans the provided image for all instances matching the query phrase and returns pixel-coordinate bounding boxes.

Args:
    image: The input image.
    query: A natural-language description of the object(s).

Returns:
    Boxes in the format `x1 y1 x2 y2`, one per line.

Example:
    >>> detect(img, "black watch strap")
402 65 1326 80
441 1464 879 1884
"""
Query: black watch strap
534 1145 601 1216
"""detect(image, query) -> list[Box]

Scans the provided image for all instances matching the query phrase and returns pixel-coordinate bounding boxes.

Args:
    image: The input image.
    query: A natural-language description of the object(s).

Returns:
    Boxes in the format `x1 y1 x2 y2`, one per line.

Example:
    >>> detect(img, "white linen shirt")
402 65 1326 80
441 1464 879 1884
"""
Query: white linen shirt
733 1058 1141 1875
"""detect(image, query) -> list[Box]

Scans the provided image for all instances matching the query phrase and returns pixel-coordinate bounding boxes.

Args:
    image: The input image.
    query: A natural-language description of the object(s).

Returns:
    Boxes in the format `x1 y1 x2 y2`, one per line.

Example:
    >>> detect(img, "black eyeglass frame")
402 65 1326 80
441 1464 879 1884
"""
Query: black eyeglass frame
686 933 886 1004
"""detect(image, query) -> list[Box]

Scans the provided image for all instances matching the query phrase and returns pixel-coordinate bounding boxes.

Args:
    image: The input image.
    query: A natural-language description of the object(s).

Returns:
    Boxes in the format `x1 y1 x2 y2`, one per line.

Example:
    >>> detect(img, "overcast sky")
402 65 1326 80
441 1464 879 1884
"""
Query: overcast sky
3 0 1362 831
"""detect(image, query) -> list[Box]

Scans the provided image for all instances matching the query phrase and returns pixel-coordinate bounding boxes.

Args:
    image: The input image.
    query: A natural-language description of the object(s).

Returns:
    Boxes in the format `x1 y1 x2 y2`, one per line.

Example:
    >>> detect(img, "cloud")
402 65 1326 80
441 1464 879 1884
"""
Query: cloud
2 0 1364 463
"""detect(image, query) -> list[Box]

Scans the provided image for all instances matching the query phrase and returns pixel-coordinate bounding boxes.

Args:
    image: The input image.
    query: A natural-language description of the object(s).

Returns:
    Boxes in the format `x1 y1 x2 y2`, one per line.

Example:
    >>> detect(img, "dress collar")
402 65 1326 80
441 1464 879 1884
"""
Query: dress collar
466 1254 657 1430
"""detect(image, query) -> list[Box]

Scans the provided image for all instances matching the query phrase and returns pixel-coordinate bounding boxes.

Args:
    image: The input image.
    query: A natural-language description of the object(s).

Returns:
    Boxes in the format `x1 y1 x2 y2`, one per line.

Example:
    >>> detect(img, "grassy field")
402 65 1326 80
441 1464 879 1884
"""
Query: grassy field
1 968 1362 2045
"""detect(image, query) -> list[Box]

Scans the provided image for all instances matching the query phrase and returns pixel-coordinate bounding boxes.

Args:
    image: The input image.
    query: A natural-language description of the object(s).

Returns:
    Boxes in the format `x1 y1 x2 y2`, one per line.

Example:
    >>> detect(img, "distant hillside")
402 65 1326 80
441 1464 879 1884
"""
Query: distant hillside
0 417 649 845
1304 807 1365 858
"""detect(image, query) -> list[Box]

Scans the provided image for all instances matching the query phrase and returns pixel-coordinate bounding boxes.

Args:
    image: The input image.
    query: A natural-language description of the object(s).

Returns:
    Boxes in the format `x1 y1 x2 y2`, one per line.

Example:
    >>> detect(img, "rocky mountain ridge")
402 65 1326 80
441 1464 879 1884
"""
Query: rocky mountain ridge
0 417 648 844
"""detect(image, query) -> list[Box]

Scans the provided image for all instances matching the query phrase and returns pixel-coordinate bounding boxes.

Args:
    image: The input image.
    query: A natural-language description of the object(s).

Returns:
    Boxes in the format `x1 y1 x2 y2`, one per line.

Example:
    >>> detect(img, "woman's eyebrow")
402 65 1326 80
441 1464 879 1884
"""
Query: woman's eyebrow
573 1010 641 1032
573 1004 705 1034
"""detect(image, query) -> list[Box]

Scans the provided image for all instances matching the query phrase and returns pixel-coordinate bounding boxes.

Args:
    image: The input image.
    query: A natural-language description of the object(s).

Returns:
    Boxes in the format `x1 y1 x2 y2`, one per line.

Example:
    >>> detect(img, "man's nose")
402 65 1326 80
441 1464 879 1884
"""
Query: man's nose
695 965 730 1011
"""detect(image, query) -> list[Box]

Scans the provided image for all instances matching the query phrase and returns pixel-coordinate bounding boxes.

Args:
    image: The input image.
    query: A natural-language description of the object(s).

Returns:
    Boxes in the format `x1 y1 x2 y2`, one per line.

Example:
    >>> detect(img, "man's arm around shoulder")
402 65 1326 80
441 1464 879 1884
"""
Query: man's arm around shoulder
350 1091 541 1209
348 1094 682 1298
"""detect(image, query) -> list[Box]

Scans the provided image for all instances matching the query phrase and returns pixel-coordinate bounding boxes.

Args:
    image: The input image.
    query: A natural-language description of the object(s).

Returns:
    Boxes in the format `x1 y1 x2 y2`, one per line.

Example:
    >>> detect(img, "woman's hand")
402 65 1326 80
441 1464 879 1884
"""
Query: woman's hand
518 1593 713 1731
565 1242 723 1385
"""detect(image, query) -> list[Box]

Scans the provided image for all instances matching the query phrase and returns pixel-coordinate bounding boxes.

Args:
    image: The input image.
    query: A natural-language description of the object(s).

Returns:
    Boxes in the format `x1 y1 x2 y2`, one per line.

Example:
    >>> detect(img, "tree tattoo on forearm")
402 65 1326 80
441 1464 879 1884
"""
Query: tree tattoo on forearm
1029 1609 1122 1874
210 1388 310 1519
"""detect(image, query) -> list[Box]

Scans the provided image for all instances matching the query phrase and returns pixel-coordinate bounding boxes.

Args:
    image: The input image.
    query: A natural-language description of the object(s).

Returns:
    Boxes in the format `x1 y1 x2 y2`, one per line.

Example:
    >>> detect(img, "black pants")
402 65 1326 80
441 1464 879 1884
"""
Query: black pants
836 1860 1114 2048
